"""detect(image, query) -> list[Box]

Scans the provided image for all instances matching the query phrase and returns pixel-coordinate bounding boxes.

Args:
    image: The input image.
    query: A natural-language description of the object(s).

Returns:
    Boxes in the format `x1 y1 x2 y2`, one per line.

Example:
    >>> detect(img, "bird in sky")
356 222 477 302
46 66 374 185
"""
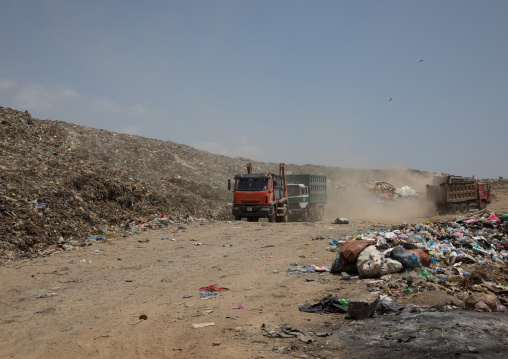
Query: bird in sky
419 59 424 62
389 98 392 102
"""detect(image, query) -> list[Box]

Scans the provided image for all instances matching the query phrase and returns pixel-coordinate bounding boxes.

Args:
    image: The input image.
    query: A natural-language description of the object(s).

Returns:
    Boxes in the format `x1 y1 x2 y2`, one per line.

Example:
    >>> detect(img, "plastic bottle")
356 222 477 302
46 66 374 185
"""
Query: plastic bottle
199 291 218 298
410 253 420 266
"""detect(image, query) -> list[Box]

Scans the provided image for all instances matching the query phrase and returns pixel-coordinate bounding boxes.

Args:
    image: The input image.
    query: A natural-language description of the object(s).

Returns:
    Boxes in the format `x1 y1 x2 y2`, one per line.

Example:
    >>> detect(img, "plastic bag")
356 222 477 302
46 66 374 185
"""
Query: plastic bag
357 245 388 278
391 247 421 268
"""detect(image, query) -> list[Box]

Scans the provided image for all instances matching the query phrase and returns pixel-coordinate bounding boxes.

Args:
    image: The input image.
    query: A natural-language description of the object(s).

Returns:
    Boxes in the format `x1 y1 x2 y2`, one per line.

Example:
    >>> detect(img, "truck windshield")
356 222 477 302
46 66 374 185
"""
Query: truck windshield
236 178 268 191
287 185 301 197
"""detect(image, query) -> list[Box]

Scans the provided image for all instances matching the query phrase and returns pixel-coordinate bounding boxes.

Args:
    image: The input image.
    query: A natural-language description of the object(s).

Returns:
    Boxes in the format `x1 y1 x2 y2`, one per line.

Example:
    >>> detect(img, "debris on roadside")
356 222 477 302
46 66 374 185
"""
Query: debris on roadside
324 211 508 313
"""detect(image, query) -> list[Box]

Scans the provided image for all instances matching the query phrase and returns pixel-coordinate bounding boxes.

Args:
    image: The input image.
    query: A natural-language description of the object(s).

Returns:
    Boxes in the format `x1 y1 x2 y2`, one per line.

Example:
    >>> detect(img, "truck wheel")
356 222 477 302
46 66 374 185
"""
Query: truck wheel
234 216 241 221
460 203 468 213
452 204 461 214
281 208 288 223
480 201 487 210
268 210 276 223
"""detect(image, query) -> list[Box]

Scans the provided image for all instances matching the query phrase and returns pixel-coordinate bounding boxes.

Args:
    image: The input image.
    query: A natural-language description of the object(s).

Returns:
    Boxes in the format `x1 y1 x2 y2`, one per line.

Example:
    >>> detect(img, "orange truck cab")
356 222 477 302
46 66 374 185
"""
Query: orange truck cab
228 163 288 222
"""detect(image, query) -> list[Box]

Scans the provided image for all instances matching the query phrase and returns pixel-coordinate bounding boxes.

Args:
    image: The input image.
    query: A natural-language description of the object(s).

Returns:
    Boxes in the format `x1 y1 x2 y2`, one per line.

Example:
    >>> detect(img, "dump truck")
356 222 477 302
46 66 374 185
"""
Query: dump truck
228 163 288 222
286 174 327 221
426 175 491 215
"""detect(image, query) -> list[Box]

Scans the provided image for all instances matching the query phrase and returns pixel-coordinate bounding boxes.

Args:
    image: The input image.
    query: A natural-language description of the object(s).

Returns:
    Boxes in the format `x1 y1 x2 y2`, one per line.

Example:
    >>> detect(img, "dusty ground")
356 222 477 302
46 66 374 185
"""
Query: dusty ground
1 191 508 359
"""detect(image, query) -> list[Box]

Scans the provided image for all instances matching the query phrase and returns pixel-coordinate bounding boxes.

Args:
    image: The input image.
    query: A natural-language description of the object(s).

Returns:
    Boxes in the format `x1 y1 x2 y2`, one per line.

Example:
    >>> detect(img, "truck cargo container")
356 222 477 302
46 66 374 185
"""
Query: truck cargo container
426 176 491 215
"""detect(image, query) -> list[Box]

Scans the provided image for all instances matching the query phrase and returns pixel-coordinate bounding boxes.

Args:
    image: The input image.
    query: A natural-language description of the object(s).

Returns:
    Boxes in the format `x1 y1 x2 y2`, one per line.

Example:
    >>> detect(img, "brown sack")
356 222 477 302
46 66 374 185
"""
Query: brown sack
407 248 431 267
465 293 499 311
340 240 376 264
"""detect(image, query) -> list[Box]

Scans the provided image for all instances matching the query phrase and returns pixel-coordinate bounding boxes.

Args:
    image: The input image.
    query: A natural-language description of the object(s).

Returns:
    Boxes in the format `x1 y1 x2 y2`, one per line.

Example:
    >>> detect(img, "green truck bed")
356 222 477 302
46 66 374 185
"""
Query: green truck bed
286 174 327 203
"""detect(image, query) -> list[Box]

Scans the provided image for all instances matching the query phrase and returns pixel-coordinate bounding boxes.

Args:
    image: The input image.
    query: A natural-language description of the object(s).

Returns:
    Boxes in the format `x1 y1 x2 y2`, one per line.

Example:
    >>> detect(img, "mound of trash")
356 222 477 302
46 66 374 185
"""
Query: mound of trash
0 107 232 258
329 209 508 310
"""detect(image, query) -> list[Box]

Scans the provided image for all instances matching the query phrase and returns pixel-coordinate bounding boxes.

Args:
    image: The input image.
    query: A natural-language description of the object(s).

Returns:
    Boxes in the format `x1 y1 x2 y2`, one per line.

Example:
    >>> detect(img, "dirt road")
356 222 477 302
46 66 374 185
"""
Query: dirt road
1 203 507 358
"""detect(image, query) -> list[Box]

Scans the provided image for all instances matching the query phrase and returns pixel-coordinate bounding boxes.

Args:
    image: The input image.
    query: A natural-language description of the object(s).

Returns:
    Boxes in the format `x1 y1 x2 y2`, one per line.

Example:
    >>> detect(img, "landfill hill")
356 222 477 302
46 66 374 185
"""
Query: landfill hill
0 106 505 259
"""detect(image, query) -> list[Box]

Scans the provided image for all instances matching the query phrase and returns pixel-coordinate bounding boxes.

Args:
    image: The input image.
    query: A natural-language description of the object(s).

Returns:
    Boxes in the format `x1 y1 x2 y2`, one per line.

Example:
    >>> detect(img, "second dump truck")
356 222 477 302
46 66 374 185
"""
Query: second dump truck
286 174 327 221
426 175 491 215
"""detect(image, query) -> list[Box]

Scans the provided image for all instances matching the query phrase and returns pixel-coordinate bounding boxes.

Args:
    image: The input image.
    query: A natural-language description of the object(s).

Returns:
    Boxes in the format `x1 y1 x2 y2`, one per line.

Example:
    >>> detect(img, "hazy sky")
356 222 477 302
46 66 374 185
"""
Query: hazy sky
1 1 507 179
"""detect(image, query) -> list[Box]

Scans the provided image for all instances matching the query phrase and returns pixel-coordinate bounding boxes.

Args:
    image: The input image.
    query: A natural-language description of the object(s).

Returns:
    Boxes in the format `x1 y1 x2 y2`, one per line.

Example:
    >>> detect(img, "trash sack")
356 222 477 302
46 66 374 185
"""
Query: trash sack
330 239 376 274
406 248 431 267
465 293 499 311
390 247 421 268
474 301 490 311
384 258 404 273
356 245 388 278
299 297 348 314
395 186 417 197
331 256 356 274
376 295 405 314
333 218 349 224
340 240 376 264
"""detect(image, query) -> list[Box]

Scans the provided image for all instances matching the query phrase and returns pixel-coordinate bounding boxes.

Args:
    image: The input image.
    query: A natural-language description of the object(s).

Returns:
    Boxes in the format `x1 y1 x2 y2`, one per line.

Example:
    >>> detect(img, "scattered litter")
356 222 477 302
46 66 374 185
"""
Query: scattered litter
199 283 229 292
299 297 348 313
333 218 349 224
191 322 215 328
261 323 315 343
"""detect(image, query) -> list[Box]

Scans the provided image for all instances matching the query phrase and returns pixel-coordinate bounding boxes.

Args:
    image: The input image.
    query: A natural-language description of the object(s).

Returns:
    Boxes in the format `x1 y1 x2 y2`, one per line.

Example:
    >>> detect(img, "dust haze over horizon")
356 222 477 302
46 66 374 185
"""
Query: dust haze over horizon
1 1 507 179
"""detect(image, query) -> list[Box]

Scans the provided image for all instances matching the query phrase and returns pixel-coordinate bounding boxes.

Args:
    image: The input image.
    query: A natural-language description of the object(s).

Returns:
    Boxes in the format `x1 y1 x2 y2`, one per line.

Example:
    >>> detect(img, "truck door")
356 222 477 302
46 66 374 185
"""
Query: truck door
478 183 491 203
484 184 491 203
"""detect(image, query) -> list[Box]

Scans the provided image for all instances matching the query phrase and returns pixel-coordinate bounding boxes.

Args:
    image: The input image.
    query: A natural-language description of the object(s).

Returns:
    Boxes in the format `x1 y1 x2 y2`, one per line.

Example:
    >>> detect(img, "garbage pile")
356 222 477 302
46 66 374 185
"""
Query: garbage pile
330 210 508 312
364 180 394 195
0 107 230 260
364 180 419 201
394 185 418 198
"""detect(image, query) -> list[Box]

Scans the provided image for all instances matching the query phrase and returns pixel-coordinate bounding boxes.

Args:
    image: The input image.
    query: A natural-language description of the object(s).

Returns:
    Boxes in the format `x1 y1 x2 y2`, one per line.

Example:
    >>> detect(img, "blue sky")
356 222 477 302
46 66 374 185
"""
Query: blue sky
1 0 507 179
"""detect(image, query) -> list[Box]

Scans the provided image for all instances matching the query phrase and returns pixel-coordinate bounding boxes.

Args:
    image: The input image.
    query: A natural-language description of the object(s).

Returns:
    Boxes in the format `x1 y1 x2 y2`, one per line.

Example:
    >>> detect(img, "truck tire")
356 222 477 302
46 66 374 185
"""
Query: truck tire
460 203 468 213
480 201 487 210
281 208 288 223
268 210 276 223
303 208 310 222
452 204 461 214
234 216 241 221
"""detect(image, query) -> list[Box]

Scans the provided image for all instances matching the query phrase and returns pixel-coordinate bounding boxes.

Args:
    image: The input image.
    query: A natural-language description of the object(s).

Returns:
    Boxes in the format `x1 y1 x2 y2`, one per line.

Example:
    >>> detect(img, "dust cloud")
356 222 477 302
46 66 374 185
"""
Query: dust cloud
324 169 436 224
